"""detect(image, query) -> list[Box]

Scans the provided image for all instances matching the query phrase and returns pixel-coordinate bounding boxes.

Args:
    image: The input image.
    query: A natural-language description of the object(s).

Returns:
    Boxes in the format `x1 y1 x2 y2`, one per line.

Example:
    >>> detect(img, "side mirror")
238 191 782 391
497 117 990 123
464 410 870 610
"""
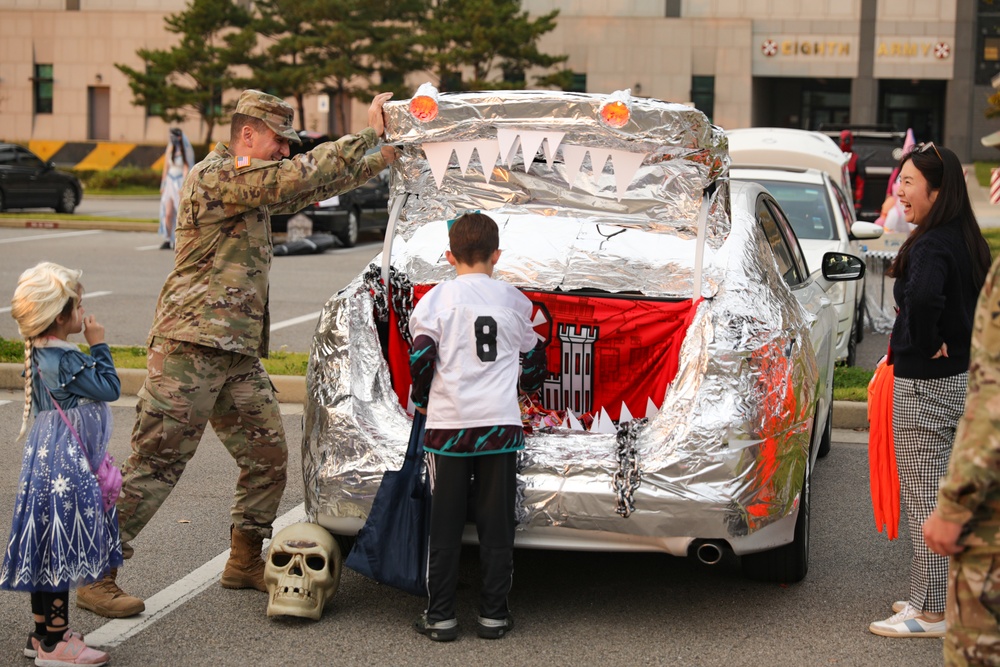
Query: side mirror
850 220 884 240
821 251 865 282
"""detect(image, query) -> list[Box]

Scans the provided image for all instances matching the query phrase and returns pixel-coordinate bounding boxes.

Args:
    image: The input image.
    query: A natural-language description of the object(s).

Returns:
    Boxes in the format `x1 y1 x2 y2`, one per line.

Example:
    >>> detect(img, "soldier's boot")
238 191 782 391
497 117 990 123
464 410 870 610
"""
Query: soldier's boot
220 525 267 592
76 569 145 618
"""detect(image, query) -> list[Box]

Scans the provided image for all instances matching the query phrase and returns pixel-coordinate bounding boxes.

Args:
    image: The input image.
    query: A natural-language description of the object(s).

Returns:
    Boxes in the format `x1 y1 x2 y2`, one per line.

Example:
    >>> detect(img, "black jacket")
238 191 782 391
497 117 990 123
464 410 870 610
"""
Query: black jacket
890 219 984 379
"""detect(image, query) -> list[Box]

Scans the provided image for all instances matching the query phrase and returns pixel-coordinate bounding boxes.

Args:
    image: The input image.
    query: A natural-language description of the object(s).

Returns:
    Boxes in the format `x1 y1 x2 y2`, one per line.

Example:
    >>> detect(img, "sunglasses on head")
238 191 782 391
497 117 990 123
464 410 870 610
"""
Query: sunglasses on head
915 142 942 161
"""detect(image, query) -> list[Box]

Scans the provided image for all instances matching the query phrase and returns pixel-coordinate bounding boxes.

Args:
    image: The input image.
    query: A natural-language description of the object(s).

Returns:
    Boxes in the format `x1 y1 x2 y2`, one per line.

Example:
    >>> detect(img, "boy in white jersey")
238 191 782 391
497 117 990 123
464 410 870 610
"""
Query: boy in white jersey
409 212 547 641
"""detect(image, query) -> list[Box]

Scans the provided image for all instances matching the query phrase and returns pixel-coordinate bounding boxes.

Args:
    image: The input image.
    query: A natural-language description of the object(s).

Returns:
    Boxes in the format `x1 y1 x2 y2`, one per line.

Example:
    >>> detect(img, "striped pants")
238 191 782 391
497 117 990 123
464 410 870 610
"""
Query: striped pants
893 372 968 613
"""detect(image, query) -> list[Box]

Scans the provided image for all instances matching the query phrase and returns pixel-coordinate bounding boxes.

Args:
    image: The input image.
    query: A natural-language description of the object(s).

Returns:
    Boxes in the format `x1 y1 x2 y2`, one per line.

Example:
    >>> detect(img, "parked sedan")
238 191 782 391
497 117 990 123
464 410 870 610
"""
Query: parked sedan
0 143 82 213
270 132 389 247
302 90 862 584
728 128 883 366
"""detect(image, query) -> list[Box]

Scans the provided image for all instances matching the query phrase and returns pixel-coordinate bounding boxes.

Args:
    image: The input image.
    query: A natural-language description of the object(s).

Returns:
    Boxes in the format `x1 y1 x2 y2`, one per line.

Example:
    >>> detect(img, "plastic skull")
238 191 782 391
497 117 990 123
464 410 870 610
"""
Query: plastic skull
264 522 342 620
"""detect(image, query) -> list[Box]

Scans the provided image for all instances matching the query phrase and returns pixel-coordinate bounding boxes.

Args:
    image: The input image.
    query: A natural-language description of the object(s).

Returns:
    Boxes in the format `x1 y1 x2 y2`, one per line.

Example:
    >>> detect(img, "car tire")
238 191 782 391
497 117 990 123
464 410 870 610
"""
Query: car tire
0 188 5 212
845 315 859 367
817 401 833 459
855 299 865 344
55 187 76 214
740 466 810 583
336 209 360 248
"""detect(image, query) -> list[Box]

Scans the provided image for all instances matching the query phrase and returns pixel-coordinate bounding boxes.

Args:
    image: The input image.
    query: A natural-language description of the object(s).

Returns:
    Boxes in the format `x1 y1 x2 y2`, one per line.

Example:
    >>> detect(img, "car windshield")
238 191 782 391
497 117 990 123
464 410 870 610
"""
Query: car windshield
750 180 835 241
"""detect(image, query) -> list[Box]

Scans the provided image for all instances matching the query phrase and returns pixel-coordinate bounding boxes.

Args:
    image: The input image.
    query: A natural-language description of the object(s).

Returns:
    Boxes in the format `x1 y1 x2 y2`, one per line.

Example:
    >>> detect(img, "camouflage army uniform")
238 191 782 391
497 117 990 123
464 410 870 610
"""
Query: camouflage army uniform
117 112 386 543
935 255 1000 666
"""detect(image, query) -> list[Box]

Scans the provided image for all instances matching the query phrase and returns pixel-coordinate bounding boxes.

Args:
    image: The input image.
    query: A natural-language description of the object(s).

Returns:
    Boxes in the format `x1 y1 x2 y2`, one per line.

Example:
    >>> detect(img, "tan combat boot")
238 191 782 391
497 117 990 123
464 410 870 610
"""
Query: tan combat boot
76 568 145 618
220 525 267 592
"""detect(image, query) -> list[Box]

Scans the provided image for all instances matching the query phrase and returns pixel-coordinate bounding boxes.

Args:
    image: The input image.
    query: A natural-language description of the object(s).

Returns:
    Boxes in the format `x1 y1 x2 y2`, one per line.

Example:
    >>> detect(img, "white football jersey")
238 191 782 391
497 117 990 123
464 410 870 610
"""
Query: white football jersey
409 273 537 429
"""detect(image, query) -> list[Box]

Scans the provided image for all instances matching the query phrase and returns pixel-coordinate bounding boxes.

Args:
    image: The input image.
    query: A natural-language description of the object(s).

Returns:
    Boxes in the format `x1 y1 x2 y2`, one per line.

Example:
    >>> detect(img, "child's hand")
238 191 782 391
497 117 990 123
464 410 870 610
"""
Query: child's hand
83 315 105 346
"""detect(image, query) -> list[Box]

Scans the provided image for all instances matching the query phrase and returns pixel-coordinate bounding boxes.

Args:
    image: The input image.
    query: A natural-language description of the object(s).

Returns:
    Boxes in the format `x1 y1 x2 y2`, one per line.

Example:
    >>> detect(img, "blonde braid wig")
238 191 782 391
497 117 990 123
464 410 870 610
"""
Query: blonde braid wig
10 262 83 440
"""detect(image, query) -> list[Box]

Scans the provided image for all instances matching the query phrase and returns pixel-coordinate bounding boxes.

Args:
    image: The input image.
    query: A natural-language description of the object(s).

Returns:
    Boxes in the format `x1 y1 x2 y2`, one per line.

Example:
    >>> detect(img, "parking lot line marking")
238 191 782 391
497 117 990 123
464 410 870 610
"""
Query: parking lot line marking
270 311 322 332
0 400 10 407
0 290 111 314
85 502 308 649
0 230 102 244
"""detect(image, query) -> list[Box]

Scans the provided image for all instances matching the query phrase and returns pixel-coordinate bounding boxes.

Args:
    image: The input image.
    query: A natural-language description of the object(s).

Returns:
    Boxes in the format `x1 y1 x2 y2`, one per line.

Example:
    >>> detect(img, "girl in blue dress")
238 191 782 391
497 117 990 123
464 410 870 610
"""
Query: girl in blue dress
2 262 122 666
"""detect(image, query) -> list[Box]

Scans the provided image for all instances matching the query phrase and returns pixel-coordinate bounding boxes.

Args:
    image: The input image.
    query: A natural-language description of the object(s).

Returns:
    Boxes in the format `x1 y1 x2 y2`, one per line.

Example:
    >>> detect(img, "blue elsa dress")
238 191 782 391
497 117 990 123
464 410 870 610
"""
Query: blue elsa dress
0 339 123 592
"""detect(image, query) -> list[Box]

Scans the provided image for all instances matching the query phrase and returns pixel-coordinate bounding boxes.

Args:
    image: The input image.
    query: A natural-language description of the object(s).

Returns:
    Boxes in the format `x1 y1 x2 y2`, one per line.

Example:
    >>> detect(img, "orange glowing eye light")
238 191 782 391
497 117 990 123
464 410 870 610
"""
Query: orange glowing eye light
410 95 438 122
600 101 630 128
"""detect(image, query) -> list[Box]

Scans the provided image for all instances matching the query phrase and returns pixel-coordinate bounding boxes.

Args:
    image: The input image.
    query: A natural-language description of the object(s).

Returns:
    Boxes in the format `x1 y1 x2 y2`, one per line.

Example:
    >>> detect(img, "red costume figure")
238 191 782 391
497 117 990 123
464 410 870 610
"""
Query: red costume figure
839 129 865 216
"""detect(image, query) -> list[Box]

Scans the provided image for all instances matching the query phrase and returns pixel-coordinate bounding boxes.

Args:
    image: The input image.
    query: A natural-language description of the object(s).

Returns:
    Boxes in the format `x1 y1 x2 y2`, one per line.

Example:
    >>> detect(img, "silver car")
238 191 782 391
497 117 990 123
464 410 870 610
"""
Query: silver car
302 91 862 583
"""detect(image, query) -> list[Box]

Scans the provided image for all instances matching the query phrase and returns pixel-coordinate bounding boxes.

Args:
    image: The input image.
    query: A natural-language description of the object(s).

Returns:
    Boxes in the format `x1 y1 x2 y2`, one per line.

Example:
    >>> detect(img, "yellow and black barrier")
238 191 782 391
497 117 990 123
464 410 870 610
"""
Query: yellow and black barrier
26 141 167 172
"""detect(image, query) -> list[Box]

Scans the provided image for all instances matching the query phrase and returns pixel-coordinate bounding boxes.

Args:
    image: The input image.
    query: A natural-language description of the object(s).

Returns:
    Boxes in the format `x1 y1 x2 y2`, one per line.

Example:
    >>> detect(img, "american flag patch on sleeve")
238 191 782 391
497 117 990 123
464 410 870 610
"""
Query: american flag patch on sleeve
235 155 250 169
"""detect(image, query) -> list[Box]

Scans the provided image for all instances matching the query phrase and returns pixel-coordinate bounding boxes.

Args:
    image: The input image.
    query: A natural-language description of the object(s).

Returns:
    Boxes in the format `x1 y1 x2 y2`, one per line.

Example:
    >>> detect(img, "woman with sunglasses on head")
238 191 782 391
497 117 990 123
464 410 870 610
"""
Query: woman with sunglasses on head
868 143 992 639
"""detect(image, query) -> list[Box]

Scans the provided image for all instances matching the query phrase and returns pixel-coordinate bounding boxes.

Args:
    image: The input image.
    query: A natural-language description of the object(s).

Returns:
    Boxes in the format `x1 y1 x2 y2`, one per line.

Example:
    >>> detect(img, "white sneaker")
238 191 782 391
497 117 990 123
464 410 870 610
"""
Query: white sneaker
869 603 945 638
891 600 907 614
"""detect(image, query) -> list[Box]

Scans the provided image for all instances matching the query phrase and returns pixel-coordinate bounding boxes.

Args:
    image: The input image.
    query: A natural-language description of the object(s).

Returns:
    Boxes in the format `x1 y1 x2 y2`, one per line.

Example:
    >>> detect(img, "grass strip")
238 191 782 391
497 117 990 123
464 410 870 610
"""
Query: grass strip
0 213 157 224
0 338 308 377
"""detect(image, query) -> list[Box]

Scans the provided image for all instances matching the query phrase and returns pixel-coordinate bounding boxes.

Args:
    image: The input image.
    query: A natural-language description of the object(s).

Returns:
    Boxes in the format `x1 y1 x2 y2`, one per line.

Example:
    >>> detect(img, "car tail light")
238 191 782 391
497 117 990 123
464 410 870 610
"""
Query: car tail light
410 82 439 122
599 89 632 128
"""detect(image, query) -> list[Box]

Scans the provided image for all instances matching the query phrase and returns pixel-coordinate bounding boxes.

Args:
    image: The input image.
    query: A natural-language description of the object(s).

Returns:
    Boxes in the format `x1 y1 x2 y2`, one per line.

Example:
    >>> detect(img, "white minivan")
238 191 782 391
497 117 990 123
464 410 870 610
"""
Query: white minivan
728 128 884 365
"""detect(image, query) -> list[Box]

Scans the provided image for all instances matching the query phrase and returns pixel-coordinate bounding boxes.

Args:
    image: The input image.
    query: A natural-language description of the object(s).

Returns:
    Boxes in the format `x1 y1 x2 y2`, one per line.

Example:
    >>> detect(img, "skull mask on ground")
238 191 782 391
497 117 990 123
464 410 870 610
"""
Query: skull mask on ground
264 522 342 620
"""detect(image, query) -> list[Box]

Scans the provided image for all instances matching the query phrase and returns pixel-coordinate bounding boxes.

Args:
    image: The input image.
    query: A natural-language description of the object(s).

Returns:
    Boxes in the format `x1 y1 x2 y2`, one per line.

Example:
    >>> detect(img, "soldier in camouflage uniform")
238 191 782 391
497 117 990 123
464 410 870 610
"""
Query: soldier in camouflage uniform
923 254 1000 666
76 89 397 618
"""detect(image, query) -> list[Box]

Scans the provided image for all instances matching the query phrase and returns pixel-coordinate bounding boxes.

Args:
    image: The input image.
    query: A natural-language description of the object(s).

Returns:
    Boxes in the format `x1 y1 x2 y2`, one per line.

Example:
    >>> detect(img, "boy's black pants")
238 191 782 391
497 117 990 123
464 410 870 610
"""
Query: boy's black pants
426 451 517 623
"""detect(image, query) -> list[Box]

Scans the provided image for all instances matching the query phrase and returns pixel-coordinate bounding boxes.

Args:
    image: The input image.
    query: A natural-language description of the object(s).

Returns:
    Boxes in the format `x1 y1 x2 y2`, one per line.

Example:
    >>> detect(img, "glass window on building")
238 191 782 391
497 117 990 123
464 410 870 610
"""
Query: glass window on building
977 18 1000 86
503 67 525 87
440 71 462 92
33 64 53 115
691 76 715 122
665 0 681 17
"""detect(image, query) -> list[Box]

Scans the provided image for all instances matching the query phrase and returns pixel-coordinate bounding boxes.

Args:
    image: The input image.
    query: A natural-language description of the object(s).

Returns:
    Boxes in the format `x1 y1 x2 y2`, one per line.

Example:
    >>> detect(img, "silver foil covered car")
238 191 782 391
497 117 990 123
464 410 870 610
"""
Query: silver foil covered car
302 90 854 583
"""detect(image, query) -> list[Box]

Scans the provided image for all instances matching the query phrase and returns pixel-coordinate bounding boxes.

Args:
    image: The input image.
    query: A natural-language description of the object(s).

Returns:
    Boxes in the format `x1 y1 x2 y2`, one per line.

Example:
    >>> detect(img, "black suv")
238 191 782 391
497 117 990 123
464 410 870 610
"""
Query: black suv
818 126 906 222
0 143 83 213
270 131 390 247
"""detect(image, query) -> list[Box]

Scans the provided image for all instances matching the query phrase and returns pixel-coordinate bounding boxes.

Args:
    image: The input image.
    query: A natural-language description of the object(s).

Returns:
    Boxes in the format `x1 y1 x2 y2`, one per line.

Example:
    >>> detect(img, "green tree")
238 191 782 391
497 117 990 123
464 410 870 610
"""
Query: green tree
249 0 330 132
116 0 255 144
420 0 568 91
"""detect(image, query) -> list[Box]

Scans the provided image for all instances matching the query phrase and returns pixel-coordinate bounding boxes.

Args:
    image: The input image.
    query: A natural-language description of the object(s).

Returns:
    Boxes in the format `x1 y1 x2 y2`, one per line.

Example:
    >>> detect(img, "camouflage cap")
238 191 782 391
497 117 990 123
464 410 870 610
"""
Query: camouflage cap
235 89 301 143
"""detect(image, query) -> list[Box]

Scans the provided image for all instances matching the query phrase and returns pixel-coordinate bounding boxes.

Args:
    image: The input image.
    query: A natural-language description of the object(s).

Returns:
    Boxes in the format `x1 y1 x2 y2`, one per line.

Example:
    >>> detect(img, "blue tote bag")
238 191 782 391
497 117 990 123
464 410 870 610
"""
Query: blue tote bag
345 411 430 596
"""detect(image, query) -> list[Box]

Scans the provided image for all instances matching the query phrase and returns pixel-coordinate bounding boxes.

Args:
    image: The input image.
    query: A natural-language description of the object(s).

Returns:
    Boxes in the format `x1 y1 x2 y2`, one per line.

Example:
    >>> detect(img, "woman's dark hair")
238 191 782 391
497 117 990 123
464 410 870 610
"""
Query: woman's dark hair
888 144 992 287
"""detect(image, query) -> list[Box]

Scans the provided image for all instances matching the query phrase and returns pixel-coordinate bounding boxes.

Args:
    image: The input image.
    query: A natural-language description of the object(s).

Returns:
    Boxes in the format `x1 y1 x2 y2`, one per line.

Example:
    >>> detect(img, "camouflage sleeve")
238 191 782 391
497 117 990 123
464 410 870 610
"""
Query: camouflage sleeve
936 256 1000 525
213 128 387 217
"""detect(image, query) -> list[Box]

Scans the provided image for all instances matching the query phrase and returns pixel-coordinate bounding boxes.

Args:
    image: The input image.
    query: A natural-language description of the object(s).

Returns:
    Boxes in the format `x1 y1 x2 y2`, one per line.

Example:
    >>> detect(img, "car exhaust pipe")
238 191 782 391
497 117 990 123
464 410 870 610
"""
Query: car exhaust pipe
693 540 726 565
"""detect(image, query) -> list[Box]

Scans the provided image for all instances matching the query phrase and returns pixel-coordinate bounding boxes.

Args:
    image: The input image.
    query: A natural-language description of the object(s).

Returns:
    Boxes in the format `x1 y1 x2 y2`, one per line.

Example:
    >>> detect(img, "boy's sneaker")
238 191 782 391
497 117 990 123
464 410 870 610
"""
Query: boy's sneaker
24 630 84 659
477 615 514 639
413 613 459 642
869 603 945 638
33 635 108 666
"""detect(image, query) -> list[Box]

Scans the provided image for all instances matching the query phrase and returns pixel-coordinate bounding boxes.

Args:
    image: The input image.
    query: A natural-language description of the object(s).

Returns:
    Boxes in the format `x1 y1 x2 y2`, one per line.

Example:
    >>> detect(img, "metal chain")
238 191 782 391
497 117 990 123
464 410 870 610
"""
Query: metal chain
362 262 414 346
362 263 388 321
613 417 646 518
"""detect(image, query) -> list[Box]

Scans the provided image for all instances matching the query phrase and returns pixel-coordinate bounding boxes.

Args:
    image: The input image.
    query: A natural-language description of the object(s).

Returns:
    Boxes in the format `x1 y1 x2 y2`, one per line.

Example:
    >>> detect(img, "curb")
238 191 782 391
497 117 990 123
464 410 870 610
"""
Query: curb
2 362 868 428
0 363 306 405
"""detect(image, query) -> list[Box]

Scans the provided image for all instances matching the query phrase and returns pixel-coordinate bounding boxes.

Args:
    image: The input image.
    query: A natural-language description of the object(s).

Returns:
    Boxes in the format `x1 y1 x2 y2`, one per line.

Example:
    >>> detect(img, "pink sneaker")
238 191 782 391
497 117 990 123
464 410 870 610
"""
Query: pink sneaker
33 635 108 666
24 630 85 659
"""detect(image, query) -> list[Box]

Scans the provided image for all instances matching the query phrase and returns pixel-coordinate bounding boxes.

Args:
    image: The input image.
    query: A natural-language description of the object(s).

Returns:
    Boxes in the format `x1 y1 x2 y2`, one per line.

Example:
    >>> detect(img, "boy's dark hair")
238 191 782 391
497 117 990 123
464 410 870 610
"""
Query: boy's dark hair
449 212 499 265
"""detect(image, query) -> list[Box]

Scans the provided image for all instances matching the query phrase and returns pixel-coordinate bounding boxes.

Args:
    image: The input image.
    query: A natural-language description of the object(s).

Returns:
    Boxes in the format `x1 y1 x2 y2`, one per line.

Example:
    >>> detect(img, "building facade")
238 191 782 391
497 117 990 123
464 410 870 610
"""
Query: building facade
1 0 997 161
